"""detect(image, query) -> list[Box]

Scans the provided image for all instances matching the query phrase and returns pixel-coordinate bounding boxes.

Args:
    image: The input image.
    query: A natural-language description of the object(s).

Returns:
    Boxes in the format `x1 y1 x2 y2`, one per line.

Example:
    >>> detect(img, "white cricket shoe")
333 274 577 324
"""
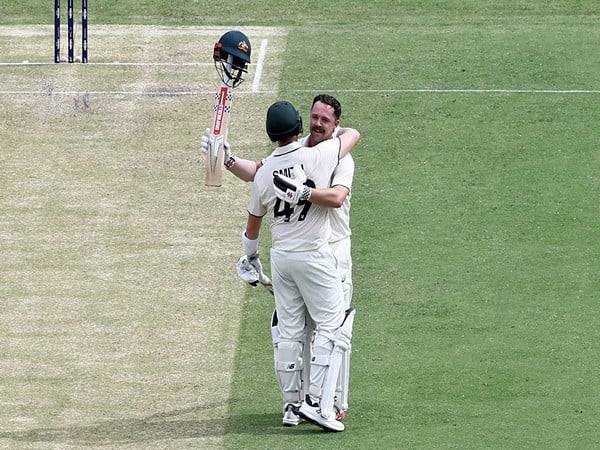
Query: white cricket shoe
298 396 345 432
282 403 303 427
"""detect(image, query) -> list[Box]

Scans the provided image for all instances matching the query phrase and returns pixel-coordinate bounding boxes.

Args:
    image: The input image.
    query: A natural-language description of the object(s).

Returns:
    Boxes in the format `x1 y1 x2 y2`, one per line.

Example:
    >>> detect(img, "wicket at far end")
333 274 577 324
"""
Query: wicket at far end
54 0 88 63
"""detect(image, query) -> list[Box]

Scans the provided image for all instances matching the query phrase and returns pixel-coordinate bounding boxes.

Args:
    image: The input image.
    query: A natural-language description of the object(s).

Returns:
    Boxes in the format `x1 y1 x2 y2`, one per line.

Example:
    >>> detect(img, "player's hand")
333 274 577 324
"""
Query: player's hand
236 254 260 286
248 254 273 291
200 128 235 166
273 165 312 206
200 128 233 154
200 128 210 155
236 254 272 292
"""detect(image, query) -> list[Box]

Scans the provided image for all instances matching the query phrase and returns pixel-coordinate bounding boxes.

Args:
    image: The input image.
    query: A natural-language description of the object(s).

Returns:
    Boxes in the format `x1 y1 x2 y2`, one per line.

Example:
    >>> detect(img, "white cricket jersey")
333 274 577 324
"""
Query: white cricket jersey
329 154 354 242
299 135 354 243
248 139 341 252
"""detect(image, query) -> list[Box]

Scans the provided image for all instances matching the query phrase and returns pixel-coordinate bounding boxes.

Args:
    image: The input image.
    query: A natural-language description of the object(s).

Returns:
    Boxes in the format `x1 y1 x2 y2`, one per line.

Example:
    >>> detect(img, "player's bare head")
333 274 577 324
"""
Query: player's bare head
266 101 303 143
309 94 341 145
312 94 341 119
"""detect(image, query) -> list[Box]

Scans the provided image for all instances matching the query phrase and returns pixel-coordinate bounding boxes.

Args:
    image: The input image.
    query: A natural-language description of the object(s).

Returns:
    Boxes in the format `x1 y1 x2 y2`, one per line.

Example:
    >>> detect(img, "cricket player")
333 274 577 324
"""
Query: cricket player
240 100 360 431
201 95 355 422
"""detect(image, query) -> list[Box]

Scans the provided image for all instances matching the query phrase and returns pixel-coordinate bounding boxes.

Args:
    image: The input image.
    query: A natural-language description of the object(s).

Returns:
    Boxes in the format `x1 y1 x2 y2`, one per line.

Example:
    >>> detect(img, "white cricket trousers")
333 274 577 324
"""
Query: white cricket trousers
270 245 345 341
330 236 353 309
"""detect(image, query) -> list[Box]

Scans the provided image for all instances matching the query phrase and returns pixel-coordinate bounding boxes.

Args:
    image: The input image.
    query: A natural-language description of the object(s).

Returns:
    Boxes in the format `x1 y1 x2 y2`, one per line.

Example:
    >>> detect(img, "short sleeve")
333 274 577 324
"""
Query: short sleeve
331 155 354 190
313 138 341 174
247 179 267 217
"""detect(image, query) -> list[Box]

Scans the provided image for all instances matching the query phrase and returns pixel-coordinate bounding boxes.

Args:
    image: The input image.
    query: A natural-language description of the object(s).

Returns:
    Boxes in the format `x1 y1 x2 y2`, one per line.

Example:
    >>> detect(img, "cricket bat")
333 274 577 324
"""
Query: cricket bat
205 65 234 187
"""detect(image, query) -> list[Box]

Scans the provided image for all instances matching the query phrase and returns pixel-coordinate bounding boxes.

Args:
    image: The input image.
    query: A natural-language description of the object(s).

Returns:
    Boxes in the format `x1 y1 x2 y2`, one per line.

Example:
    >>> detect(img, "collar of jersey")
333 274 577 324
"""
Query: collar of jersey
273 141 303 157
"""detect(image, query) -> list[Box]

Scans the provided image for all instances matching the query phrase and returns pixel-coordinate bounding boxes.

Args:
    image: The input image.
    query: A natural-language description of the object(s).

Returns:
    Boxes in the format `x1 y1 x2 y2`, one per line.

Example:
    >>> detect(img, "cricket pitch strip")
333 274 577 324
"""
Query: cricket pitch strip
0 25 286 449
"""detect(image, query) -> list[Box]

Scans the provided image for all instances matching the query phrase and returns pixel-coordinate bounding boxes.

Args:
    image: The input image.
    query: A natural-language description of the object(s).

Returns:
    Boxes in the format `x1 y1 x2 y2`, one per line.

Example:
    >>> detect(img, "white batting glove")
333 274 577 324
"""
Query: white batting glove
236 255 272 291
236 255 260 286
200 128 235 168
249 254 273 291
273 165 311 206
199 128 211 155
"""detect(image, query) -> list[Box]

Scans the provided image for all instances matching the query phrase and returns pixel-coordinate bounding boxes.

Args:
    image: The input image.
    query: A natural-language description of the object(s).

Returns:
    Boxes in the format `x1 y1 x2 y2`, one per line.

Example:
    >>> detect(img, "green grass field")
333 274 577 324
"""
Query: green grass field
2 1 599 449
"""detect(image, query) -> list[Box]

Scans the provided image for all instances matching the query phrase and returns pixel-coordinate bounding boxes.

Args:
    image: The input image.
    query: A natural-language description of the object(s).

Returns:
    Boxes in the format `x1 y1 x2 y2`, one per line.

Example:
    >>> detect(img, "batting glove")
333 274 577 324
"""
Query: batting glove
273 167 312 206
236 255 260 286
236 255 273 292
249 254 273 291
200 128 235 168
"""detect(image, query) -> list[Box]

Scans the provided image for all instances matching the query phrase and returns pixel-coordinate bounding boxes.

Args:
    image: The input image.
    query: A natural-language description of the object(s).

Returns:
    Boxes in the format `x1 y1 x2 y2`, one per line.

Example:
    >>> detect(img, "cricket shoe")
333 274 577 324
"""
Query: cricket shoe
282 403 303 427
298 396 344 432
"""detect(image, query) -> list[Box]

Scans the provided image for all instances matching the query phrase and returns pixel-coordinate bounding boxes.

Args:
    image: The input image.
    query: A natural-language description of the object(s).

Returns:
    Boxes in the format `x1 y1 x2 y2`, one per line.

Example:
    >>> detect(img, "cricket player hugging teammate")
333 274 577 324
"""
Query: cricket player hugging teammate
238 101 360 432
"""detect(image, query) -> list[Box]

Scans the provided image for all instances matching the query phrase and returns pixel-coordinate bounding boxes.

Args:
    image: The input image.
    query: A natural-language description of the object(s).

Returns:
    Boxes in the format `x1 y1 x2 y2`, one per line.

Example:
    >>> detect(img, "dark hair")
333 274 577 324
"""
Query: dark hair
312 94 342 119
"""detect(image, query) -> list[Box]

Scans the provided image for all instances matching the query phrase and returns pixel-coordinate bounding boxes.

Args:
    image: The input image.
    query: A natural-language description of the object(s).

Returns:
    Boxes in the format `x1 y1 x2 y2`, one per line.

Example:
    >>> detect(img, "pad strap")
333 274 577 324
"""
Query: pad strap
310 354 330 367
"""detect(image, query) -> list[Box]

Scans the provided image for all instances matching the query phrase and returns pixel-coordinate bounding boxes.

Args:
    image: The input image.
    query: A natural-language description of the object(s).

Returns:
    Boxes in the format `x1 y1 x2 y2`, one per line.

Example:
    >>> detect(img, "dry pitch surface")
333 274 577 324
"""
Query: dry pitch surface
0 25 285 449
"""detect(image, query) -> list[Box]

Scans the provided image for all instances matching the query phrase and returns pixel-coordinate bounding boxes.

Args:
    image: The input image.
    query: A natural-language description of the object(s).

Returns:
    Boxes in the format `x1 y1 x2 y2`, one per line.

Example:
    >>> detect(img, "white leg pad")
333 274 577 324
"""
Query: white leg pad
335 344 352 411
319 309 355 418
308 354 330 399
335 308 355 411
271 311 304 407
275 341 303 406
301 314 315 401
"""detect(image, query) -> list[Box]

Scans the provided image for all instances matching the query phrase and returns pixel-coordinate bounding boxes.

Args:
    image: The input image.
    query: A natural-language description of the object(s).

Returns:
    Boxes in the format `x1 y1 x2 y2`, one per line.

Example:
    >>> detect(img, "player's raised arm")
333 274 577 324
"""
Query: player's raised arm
201 127 264 182
227 157 263 182
337 127 360 159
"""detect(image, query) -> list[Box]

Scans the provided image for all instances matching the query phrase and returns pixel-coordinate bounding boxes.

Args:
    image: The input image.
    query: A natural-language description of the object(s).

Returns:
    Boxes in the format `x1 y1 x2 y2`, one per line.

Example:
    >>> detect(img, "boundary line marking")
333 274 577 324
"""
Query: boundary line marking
252 39 268 93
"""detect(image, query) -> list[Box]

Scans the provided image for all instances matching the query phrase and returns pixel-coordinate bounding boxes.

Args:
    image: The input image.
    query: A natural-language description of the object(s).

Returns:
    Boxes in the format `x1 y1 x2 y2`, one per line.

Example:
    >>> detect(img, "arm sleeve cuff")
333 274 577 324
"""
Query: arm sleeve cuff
241 230 259 256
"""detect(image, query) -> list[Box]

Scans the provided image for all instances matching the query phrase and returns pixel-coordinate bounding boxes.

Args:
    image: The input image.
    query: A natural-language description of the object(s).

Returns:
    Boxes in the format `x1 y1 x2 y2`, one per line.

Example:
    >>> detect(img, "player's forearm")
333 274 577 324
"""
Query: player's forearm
244 214 262 241
308 186 349 208
227 157 261 182
337 128 360 159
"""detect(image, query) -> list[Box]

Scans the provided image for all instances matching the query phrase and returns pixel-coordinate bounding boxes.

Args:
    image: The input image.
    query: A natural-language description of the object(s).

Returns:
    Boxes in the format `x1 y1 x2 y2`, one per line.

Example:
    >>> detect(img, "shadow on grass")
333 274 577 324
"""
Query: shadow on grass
0 406 325 446
227 412 328 437
0 404 229 446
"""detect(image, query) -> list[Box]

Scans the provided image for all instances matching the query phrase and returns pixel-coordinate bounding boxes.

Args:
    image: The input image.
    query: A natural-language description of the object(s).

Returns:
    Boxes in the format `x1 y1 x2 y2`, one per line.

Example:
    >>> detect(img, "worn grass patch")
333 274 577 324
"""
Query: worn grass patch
0 25 284 449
